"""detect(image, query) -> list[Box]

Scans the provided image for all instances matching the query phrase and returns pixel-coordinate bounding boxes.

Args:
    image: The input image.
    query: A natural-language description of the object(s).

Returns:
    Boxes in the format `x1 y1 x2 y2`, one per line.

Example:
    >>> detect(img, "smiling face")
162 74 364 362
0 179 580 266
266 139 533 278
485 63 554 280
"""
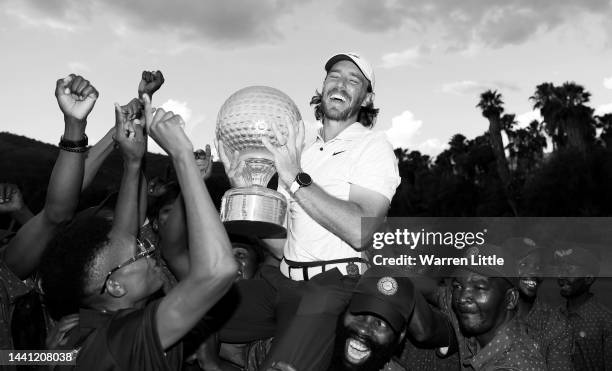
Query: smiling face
335 312 401 371
451 270 515 341
516 252 543 299
321 60 371 122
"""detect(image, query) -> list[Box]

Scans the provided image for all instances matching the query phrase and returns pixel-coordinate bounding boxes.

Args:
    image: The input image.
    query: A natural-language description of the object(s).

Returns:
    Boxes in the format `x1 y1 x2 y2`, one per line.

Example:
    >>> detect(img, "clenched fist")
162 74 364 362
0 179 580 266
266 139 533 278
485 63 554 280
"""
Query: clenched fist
138 70 165 99
143 94 193 157
0 183 25 214
55 74 99 121
114 99 146 164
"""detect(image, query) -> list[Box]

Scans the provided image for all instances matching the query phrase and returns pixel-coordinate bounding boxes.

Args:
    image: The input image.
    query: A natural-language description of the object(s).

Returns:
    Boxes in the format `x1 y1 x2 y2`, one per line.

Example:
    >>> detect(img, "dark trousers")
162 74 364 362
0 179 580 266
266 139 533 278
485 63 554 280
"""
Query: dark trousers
214 265 358 371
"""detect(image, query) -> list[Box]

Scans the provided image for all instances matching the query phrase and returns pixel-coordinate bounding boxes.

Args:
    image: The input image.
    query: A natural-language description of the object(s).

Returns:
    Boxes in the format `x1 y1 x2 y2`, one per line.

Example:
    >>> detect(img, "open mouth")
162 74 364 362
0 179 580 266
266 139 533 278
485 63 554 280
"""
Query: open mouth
345 338 371 364
520 278 538 289
328 92 349 104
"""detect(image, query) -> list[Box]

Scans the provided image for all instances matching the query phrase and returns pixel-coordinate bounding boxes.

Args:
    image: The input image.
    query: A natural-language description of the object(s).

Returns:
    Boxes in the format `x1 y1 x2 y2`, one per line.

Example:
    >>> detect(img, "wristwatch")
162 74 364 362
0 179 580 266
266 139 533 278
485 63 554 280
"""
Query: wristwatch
290 172 312 194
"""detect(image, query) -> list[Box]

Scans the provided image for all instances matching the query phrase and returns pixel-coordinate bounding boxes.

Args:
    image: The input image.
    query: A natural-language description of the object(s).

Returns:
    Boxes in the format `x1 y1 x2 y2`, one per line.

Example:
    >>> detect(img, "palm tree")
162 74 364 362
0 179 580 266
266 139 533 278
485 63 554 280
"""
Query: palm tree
530 82 595 152
477 90 518 216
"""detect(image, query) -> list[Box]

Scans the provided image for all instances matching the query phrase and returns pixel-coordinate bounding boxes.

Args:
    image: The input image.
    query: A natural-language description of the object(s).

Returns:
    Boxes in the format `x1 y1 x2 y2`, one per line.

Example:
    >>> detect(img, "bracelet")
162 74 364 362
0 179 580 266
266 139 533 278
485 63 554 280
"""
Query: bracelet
59 134 88 148
59 145 88 153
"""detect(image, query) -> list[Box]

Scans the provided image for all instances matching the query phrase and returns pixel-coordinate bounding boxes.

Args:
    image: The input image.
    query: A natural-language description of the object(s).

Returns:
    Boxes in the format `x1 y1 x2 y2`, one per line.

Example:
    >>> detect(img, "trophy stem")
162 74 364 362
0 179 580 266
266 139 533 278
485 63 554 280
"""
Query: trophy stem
243 158 276 187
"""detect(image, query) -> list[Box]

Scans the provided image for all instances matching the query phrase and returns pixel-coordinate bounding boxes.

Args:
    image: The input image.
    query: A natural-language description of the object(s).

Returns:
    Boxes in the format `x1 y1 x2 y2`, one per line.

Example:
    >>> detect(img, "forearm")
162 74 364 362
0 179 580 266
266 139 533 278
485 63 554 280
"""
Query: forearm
408 292 452 347
82 128 114 191
111 162 141 236
292 184 369 249
43 116 86 224
172 150 235 277
138 172 147 227
160 194 189 279
10 206 34 226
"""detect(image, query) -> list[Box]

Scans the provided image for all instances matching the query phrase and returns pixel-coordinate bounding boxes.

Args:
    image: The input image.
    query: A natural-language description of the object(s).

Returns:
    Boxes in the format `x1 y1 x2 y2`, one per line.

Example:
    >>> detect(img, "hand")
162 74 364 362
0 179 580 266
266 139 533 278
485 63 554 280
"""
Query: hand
195 145 213 181
114 100 146 164
55 74 99 121
262 120 305 188
45 314 79 349
0 184 25 214
267 361 298 371
138 70 165 99
215 138 249 188
143 94 193 157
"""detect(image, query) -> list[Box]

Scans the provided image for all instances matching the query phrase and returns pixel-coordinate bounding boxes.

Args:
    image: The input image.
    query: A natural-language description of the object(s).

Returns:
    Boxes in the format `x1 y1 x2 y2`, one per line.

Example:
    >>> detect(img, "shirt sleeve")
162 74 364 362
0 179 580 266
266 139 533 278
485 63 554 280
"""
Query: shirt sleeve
347 132 400 202
106 299 182 370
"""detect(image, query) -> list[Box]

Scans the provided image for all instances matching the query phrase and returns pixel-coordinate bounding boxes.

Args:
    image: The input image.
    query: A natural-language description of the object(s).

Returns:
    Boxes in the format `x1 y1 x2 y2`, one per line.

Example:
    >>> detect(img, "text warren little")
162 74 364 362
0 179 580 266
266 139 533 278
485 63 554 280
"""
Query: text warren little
372 254 505 267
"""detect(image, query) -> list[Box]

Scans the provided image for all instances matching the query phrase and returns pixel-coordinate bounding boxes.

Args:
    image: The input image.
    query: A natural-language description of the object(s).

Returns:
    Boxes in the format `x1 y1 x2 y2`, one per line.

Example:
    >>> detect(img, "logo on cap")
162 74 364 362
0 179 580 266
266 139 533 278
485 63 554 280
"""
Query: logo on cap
467 246 480 258
523 238 536 247
377 277 398 296
555 248 574 258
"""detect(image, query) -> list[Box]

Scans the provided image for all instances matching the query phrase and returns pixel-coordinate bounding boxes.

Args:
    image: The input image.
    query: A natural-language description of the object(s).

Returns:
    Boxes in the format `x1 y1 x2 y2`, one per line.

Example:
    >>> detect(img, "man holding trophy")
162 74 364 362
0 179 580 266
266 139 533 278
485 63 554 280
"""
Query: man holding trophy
215 52 400 370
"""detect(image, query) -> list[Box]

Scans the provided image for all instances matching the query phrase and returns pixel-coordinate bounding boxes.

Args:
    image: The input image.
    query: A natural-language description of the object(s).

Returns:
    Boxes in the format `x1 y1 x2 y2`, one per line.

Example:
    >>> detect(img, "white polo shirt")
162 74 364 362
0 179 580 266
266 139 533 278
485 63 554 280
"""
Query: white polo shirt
279 122 400 278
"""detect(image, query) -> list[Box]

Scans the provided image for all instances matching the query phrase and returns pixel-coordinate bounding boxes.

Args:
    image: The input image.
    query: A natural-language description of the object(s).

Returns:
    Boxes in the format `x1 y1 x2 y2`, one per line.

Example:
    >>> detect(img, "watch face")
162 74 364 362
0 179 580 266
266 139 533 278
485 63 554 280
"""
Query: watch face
296 172 312 187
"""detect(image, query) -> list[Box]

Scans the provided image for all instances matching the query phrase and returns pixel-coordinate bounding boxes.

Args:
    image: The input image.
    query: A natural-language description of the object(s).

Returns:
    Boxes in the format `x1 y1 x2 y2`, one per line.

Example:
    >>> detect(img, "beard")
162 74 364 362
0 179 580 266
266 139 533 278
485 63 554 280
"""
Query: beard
321 89 362 122
329 320 399 371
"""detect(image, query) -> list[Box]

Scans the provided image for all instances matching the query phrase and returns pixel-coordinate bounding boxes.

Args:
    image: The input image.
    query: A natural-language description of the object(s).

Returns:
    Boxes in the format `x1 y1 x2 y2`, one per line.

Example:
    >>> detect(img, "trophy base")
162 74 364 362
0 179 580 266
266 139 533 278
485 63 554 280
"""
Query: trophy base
220 187 287 238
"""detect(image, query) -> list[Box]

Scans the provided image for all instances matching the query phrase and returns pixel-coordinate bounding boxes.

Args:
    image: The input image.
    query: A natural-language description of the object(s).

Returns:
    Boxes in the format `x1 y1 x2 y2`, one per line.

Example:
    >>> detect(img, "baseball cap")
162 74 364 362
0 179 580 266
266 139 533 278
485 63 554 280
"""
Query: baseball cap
502 237 544 261
553 240 601 276
461 243 518 287
347 266 414 333
325 52 375 92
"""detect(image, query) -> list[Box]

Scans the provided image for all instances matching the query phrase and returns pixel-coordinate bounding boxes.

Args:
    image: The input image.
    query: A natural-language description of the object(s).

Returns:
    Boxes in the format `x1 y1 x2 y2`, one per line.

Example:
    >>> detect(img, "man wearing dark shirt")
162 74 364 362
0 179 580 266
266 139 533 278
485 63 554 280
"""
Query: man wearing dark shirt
555 241 612 371
40 92 237 370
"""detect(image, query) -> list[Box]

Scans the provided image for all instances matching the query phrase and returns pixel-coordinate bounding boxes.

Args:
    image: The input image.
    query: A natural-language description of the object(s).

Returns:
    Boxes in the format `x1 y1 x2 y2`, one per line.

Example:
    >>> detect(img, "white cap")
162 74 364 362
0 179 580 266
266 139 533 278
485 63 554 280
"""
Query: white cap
324 52 375 92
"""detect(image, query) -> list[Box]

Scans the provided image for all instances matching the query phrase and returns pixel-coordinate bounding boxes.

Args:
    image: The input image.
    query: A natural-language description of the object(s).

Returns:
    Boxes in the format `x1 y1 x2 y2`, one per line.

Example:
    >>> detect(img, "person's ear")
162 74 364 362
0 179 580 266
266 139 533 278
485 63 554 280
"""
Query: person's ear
361 92 375 107
505 287 519 310
106 279 127 298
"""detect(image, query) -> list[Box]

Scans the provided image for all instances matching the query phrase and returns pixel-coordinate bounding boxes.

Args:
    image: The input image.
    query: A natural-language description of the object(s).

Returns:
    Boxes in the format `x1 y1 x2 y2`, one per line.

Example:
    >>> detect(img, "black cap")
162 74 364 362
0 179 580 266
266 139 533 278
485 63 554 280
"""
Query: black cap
461 243 518 287
347 266 415 333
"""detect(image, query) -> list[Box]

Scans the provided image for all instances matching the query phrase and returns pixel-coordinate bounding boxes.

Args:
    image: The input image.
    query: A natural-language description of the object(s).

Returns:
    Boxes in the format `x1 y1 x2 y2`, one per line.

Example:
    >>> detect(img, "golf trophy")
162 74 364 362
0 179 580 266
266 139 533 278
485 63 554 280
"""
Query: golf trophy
216 86 302 237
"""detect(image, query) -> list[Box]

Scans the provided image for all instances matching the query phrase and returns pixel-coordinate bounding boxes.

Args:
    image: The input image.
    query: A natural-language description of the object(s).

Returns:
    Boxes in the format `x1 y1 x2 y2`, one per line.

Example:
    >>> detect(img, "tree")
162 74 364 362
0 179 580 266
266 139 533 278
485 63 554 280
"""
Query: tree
477 90 518 216
530 82 596 152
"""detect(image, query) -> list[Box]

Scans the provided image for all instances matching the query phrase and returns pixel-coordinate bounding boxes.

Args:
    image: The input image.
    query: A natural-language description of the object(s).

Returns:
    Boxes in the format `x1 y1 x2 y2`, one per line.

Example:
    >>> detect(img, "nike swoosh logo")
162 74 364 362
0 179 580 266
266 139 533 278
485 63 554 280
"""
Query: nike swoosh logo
332 151 346 156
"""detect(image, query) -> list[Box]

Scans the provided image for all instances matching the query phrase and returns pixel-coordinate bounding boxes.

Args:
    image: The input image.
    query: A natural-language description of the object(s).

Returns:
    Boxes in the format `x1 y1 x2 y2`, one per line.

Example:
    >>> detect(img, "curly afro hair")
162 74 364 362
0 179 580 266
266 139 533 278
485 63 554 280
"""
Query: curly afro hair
39 213 113 320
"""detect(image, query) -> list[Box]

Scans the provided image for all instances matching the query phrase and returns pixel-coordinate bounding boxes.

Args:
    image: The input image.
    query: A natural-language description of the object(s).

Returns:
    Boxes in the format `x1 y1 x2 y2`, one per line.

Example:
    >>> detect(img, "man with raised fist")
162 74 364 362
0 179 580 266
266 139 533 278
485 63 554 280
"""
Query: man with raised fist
0 74 96 352
40 91 237 370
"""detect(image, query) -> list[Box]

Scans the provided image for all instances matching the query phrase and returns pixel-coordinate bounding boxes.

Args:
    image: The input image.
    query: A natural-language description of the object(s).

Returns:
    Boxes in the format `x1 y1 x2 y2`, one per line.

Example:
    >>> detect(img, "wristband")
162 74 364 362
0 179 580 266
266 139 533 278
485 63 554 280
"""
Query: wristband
59 134 88 148
59 145 88 153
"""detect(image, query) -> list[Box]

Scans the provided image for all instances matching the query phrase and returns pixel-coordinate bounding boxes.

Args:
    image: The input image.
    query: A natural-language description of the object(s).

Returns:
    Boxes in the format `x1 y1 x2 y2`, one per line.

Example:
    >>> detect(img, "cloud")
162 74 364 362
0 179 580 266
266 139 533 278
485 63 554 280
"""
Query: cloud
515 110 542 128
595 103 612 116
384 110 446 155
604 76 612 89
335 0 612 50
380 45 432 69
441 80 519 96
2 0 302 45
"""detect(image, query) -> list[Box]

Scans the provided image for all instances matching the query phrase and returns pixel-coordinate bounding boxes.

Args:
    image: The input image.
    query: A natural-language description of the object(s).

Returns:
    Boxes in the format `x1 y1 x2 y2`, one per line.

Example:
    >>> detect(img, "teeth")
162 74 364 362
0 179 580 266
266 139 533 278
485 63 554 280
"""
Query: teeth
346 339 370 362
330 94 346 102
522 279 536 288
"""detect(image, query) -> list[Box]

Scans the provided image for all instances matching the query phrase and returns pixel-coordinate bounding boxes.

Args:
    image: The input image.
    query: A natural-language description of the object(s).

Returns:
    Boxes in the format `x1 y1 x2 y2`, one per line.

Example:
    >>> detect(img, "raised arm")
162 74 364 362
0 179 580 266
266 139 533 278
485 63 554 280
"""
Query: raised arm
143 95 237 349
1 75 97 279
110 99 147 237
81 127 114 191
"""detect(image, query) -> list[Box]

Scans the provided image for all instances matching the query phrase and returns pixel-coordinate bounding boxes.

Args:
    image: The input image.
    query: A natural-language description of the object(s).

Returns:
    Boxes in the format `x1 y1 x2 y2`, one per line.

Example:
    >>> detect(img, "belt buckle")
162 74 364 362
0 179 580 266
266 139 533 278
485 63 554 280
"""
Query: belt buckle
346 262 360 277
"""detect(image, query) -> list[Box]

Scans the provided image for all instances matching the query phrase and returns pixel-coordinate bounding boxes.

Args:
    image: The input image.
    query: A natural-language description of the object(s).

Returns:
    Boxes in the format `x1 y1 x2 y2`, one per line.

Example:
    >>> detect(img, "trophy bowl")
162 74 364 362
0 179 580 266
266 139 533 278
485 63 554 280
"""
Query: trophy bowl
216 86 302 237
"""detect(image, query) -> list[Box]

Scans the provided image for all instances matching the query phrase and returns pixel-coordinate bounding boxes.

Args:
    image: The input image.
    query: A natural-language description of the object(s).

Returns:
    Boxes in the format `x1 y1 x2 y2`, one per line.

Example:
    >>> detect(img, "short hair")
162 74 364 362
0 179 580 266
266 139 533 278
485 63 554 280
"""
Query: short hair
39 214 113 319
310 91 379 128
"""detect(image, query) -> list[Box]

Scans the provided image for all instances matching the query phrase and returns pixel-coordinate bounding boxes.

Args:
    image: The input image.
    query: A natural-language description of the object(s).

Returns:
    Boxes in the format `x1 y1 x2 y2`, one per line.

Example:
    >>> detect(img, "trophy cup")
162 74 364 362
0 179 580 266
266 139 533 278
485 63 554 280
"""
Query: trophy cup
216 86 302 237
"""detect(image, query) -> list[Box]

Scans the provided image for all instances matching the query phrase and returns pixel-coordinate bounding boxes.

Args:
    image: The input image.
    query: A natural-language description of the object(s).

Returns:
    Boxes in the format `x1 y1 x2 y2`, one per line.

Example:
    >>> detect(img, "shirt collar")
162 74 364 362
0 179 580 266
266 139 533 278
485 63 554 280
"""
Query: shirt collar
464 319 517 369
316 122 370 143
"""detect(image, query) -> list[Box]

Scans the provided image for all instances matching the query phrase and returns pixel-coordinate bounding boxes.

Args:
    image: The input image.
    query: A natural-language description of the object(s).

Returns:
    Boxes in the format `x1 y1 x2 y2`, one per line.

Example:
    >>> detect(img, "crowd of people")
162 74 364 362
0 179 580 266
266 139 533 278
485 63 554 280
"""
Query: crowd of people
0 53 610 371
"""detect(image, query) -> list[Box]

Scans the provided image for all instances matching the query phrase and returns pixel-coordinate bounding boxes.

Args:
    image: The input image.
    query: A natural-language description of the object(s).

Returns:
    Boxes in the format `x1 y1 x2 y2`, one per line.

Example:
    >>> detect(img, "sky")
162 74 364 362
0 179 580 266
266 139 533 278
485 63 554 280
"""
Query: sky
1 0 612 157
